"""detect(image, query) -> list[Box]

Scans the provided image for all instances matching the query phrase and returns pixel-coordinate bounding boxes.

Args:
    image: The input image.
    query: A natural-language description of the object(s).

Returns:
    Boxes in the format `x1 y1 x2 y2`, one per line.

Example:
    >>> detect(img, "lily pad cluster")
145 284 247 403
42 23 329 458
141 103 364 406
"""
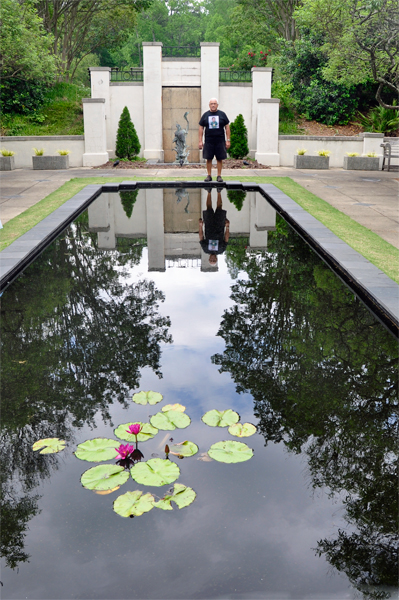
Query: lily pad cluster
201 409 256 462
32 390 258 519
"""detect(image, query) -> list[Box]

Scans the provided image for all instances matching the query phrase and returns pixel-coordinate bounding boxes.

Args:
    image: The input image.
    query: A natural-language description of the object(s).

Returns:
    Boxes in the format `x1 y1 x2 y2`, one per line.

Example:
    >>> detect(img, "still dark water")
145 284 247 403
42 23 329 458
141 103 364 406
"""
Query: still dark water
1 188 397 600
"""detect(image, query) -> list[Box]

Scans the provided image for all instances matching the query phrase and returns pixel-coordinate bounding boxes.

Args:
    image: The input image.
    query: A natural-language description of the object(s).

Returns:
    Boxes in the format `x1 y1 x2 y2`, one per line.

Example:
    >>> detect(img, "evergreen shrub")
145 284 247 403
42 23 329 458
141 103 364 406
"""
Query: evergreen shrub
227 190 247 211
115 107 141 160
228 114 249 159
120 189 139 219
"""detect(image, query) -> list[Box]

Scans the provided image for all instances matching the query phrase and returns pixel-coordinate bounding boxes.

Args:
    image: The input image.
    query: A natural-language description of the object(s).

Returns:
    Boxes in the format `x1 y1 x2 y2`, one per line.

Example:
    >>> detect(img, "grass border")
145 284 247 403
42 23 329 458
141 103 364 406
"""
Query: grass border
1 175 398 283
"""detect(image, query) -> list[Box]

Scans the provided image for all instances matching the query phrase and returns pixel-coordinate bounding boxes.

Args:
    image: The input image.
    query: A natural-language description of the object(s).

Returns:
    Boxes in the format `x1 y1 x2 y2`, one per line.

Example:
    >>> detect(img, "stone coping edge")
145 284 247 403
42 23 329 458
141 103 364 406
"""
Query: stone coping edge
0 181 397 338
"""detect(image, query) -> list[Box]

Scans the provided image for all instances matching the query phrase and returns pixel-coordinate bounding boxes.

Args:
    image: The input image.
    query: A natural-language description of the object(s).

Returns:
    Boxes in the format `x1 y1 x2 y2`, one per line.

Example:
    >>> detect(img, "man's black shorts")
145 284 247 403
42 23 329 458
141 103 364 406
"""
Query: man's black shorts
203 139 227 160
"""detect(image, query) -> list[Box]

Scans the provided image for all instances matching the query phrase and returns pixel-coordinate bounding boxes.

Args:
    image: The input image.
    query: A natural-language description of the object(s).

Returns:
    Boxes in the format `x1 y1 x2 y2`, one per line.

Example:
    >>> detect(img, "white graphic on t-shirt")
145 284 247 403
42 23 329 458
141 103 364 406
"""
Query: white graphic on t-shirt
208 115 219 129
208 240 219 252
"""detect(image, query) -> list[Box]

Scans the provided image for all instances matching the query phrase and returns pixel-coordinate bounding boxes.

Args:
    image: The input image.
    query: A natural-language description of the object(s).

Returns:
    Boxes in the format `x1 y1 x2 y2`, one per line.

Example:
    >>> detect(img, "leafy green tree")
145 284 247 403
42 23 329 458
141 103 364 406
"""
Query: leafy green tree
0 214 172 569
0 0 56 82
115 107 141 159
294 0 399 109
33 0 151 81
228 114 249 158
211 216 398 594
278 33 359 124
227 190 246 211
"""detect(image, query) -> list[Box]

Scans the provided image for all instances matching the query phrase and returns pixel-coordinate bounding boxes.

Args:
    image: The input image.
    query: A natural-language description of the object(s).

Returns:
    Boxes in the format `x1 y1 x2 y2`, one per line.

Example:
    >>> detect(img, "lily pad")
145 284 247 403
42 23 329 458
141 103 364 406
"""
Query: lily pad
202 409 239 428
113 490 155 518
81 464 130 491
74 438 119 462
150 410 190 431
114 422 158 443
169 441 198 457
130 458 180 486
162 403 186 413
155 484 196 510
208 440 253 463
32 438 66 454
228 423 257 438
132 391 163 406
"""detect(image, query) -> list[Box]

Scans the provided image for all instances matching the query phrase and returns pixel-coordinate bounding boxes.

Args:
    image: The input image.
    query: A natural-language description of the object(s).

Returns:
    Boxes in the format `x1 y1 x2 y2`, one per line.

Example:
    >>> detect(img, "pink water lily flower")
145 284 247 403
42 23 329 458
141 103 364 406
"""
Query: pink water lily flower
127 423 143 436
115 444 134 460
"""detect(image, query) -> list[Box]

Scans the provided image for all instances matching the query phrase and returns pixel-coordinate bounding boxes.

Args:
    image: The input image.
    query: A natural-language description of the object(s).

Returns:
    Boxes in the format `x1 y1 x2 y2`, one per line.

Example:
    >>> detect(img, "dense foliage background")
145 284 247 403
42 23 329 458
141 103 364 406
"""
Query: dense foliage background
1 0 397 134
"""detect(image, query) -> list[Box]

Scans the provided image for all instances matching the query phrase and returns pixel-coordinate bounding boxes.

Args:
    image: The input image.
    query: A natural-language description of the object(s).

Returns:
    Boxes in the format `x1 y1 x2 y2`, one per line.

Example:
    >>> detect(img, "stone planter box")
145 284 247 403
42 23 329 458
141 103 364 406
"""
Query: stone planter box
294 155 329 169
32 155 69 170
343 156 379 171
0 155 16 171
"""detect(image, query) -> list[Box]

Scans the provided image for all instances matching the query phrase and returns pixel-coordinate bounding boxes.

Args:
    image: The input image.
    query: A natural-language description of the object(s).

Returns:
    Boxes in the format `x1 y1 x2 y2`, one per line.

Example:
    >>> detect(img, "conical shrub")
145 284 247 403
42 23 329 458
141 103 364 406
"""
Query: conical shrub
115 106 141 160
228 114 249 159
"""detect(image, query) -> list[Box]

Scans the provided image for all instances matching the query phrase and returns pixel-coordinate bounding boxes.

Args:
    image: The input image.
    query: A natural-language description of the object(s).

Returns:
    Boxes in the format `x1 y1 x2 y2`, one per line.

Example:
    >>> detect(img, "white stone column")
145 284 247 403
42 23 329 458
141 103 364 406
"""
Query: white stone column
146 189 165 271
200 43 220 116
255 99 280 166
82 98 109 166
362 133 384 168
250 68 272 157
89 67 112 153
143 42 163 162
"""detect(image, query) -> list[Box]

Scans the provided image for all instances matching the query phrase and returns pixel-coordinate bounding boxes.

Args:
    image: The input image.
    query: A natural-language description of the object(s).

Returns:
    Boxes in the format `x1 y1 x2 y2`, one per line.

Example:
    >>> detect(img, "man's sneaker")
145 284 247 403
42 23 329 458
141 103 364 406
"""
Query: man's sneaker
216 186 223 193
204 175 212 182
216 176 223 182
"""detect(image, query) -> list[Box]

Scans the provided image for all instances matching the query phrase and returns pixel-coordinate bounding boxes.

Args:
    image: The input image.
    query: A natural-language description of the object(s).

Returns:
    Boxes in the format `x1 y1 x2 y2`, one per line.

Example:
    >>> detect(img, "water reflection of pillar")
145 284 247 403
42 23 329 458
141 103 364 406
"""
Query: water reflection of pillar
249 193 276 250
146 189 165 272
88 193 117 249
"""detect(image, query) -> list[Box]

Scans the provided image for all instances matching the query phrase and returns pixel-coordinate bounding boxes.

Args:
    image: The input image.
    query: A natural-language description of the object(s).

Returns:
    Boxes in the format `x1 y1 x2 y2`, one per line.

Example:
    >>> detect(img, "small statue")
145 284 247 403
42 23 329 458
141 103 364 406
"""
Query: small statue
175 188 190 213
173 112 190 165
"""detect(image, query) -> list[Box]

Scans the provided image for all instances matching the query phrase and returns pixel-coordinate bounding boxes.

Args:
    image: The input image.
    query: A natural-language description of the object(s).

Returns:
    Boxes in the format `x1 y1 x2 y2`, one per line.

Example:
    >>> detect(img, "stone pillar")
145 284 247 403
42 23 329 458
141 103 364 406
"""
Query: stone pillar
362 133 384 168
255 99 280 166
143 42 163 162
89 67 112 154
250 68 272 157
82 98 109 166
200 43 220 116
146 189 165 271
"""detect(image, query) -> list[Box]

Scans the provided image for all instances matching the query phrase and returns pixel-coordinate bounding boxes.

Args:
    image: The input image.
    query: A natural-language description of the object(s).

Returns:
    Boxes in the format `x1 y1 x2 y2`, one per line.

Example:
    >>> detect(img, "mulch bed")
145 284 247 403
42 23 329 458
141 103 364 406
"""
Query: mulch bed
93 159 270 169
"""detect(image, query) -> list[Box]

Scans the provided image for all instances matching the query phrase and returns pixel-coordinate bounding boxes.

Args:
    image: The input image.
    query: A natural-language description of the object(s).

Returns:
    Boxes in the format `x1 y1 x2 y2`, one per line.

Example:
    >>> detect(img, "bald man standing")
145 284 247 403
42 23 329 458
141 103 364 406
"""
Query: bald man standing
198 98 231 182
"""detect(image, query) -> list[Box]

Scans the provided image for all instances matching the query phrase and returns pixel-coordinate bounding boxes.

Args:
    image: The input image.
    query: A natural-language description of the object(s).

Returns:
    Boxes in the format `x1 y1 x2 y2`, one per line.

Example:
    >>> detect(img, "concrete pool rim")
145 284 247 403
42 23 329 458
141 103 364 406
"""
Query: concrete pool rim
0 180 398 338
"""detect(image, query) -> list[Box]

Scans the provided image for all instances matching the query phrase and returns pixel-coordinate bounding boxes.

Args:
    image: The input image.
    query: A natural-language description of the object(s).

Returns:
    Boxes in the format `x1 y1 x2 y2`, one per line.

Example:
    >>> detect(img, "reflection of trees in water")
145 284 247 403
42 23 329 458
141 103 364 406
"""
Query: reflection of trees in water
0 215 172 569
212 217 398 598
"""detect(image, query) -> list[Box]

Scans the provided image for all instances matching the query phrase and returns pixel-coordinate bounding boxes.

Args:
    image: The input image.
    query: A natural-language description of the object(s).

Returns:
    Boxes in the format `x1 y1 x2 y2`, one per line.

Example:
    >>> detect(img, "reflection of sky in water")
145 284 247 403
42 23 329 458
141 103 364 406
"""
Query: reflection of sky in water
1 249 359 600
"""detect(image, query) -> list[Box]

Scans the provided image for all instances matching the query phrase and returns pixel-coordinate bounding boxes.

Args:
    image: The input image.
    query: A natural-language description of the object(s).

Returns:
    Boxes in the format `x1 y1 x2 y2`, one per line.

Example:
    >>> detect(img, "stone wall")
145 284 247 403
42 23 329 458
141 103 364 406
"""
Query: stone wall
0 136 84 168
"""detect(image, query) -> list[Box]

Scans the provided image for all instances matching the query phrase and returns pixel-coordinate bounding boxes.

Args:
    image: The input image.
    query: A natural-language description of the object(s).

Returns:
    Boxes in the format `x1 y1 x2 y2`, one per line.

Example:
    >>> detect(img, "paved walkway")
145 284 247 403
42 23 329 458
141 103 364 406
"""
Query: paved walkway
1 166 398 247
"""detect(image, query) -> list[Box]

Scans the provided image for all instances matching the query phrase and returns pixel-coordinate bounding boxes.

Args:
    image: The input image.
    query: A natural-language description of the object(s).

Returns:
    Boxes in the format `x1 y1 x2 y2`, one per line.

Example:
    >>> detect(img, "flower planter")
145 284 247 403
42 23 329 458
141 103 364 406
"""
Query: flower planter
0 156 15 171
343 156 379 171
294 155 329 170
32 155 69 170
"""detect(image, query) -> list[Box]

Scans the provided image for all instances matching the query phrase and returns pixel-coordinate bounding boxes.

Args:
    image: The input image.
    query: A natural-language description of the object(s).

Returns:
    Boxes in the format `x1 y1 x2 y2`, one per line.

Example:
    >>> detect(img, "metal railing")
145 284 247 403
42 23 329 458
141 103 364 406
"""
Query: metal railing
163 45 201 57
219 69 252 83
110 68 144 82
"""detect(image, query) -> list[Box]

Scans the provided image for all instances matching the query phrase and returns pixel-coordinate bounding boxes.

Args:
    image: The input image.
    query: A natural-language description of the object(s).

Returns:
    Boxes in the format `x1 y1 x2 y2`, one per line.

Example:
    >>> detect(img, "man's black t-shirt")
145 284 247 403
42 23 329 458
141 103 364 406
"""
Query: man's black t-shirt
199 110 229 141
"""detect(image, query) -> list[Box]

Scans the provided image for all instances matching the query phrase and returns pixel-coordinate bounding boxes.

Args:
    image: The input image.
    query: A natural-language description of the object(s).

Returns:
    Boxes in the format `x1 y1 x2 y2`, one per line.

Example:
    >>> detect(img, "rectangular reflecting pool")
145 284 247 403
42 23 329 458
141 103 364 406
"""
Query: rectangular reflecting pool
1 188 397 600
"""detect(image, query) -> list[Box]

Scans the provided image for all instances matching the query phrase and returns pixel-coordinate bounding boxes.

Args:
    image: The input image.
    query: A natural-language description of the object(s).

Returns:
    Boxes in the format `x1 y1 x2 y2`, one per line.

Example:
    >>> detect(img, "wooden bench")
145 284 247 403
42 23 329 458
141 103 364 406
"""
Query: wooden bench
381 141 399 171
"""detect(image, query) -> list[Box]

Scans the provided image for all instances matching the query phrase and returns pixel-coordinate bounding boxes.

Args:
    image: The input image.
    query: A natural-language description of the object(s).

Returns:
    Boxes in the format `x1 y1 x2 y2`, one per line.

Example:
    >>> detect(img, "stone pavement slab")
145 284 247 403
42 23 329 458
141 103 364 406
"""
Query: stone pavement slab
0 166 398 248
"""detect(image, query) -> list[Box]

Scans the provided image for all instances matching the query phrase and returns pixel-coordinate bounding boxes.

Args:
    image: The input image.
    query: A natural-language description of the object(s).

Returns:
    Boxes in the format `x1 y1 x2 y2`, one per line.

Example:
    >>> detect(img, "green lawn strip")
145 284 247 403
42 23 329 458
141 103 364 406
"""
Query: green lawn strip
1 175 397 284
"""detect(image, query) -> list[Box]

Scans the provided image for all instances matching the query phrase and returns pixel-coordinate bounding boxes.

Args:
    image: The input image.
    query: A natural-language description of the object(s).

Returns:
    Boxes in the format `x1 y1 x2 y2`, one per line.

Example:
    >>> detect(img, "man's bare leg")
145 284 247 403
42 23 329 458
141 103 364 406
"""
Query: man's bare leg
217 160 223 178
206 192 212 210
206 159 212 177
216 192 222 210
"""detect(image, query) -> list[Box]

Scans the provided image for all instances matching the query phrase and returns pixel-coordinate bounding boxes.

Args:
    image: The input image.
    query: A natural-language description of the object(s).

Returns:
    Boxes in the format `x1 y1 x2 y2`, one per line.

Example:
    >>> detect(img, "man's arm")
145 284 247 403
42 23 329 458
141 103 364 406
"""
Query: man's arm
198 125 204 150
225 124 231 150
224 219 230 242
199 218 204 241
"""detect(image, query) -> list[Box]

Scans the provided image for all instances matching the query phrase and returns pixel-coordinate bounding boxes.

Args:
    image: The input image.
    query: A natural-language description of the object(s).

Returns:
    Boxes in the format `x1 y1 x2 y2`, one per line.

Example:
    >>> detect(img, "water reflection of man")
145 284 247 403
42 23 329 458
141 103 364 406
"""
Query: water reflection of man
199 189 230 265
